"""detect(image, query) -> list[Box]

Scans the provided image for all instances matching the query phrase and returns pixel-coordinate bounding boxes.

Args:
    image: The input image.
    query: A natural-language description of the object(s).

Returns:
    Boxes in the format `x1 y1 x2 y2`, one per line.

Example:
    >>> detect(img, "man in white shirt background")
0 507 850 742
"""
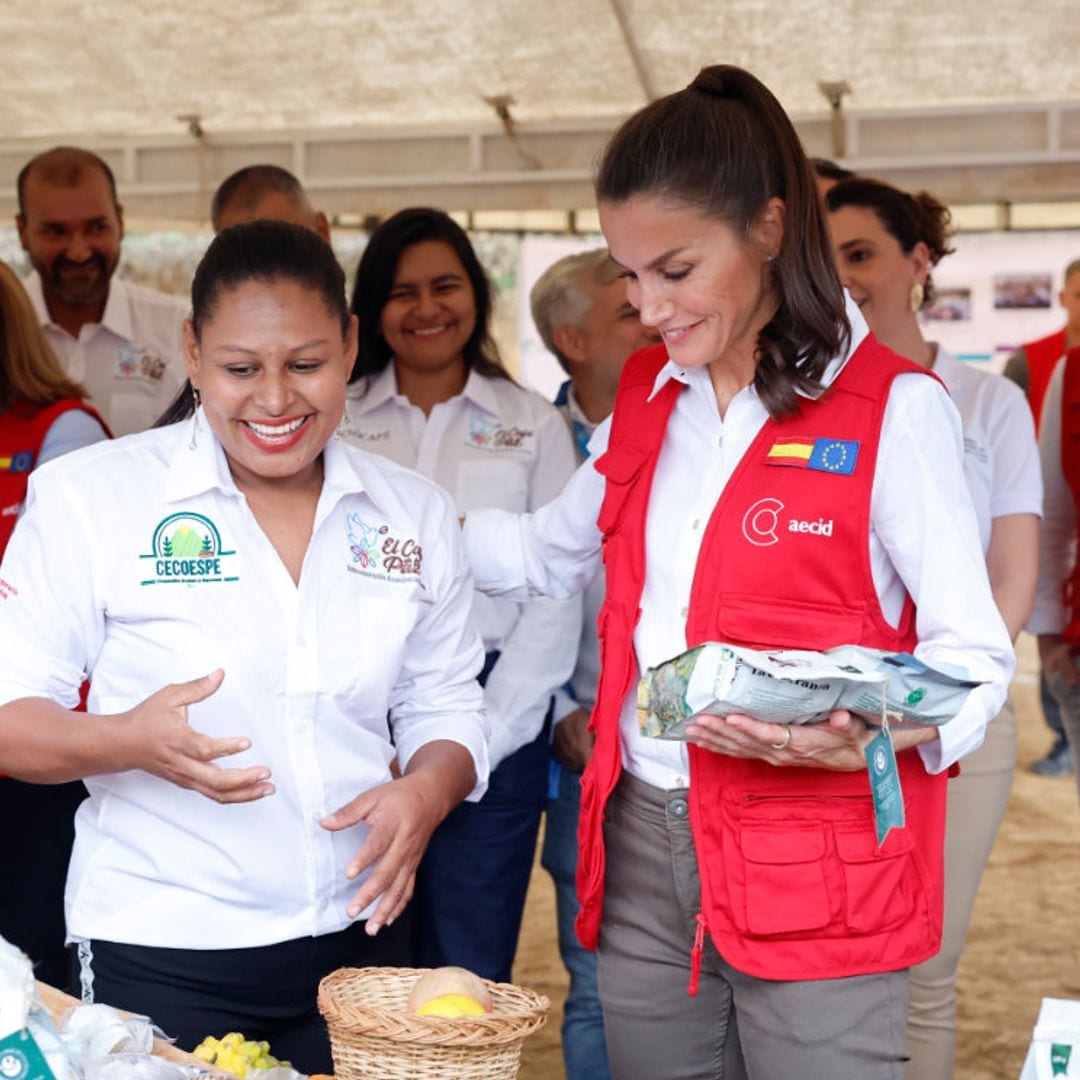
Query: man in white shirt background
529 248 657 1080
16 146 186 436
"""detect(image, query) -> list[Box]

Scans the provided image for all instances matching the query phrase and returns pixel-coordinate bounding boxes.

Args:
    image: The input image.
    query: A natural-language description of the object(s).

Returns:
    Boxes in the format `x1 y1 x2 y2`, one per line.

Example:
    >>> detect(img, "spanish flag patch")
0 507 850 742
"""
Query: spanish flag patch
765 437 859 476
0 452 33 474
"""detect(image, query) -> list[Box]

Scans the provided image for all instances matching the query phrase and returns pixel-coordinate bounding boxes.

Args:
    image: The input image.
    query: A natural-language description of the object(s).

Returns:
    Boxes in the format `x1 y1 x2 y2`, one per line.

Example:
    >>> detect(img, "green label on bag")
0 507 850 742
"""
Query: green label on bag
865 720 905 846
1052 1042 1073 1076
0 1028 57 1080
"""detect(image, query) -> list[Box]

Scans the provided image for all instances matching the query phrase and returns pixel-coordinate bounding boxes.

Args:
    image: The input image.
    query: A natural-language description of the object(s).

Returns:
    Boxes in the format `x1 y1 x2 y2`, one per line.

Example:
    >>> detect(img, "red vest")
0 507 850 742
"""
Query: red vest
1024 328 1066 434
1059 348 1080 643
0 399 108 556
577 337 948 982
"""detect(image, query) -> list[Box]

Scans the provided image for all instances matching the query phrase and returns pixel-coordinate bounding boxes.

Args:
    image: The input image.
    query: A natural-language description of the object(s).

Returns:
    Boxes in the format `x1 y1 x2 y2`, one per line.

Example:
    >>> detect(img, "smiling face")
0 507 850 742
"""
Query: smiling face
184 278 356 492
379 239 477 382
828 204 928 344
17 167 123 313
598 194 779 373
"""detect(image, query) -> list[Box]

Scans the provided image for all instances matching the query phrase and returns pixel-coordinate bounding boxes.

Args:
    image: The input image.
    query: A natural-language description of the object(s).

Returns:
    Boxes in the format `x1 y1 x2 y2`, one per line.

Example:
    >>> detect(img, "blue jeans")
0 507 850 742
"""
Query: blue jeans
541 764 612 1080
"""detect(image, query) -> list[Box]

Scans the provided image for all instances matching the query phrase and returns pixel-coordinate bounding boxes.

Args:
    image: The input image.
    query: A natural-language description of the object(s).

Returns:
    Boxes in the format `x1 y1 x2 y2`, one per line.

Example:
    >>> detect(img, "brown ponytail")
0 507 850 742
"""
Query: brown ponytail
596 64 849 418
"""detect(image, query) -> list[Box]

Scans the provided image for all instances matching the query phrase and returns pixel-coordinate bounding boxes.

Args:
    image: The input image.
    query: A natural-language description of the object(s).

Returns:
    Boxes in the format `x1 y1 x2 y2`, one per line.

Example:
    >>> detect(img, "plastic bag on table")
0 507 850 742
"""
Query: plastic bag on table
81 1054 207 1079
59 1003 155 1063
0 933 77 1079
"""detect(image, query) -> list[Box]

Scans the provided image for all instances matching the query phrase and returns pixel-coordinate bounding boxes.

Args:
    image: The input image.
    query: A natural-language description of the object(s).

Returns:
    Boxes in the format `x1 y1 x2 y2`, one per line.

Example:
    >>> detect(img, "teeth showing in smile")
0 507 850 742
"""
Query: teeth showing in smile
245 417 306 438
411 325 450 337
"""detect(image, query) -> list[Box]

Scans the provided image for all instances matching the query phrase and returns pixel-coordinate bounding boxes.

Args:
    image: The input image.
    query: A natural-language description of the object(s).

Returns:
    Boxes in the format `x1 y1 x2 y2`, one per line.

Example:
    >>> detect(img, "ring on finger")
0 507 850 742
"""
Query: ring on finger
769 725 792 751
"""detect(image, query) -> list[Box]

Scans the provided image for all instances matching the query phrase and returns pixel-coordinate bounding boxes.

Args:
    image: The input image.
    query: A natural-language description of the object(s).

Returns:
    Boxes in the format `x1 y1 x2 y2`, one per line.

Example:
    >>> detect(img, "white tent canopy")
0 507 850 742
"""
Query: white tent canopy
3 0 1080 219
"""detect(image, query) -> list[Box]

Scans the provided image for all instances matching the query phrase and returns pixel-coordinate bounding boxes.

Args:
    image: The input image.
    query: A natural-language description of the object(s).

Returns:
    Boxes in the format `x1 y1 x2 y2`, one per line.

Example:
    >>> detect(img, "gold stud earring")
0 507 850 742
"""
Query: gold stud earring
909 282 925 313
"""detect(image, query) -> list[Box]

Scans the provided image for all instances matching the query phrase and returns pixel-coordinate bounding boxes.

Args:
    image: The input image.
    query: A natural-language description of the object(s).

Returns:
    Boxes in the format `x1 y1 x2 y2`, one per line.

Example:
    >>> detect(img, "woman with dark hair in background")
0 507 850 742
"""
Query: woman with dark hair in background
345 207 579 983
462 66 1014 1077
0 261 109 989
0 222 488 1074
825 177 1041 1080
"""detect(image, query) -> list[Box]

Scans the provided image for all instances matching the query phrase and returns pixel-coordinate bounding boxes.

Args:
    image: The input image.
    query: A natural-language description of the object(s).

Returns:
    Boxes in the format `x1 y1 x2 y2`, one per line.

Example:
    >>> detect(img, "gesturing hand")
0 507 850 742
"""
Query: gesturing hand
320 773 453 935
121 669 273 804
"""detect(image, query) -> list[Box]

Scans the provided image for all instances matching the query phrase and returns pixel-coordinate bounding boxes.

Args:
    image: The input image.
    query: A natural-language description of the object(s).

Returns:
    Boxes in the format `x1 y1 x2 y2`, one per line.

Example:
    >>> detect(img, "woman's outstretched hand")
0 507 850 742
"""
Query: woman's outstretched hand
119 669 274 803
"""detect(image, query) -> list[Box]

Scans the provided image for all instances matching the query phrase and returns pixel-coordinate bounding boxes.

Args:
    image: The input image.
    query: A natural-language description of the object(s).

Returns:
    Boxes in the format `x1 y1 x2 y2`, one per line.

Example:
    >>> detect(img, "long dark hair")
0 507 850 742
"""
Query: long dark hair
348 207 508 384
596 64 848 418
156 220 349 426
825 177 955 310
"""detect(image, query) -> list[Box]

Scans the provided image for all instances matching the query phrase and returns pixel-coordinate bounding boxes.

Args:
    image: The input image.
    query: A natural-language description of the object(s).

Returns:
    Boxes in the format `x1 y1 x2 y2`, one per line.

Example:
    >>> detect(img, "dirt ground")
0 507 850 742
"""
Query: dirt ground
511 634 1080 1080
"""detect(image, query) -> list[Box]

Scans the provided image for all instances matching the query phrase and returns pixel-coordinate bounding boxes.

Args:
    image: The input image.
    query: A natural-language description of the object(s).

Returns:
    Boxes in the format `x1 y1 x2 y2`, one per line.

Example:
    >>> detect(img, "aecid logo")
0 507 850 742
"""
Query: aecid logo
741 497 835 547
139 512 239 587
742 497 784 547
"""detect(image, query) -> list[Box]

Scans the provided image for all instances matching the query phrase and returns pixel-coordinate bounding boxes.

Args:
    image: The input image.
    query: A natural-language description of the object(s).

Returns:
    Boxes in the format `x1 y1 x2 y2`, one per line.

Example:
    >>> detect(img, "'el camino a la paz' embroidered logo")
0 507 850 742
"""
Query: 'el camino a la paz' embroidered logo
139 512 238 586
346 512 421 581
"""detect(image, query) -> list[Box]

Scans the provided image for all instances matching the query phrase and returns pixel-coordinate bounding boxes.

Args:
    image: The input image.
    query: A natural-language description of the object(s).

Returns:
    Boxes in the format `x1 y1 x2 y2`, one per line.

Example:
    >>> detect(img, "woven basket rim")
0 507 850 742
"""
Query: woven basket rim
318 966 550 1048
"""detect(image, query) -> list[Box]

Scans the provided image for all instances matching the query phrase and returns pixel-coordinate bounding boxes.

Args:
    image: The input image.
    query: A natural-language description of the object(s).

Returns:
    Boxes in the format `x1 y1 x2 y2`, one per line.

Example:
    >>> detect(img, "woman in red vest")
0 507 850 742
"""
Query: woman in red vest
825 177 1041 1080
0 261 109 988
464 65 1013 1079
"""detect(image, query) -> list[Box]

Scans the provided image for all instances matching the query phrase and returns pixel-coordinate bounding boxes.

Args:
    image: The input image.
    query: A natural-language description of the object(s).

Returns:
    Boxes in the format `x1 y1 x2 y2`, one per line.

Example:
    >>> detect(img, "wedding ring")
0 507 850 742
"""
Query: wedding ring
769 725 792 751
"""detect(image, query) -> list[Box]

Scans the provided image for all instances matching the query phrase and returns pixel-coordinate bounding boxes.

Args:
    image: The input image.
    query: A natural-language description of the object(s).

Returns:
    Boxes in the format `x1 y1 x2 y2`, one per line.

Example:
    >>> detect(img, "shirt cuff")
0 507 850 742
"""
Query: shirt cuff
395 714 491 803
462 509 530 597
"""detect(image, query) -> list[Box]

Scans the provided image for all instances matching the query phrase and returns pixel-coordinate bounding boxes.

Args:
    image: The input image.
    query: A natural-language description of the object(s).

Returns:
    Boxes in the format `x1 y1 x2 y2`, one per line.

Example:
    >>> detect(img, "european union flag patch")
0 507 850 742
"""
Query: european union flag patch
807 438 859 475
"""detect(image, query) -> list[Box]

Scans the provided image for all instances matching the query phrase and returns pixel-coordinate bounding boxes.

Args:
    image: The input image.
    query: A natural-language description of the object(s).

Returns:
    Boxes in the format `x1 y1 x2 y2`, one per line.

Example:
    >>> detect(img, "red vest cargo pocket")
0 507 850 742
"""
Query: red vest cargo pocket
740 827 831 937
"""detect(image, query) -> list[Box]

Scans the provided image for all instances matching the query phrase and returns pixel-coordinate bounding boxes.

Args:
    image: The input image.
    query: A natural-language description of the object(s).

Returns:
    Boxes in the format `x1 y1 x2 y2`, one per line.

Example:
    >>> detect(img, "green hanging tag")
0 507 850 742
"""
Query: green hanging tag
1051 1042 1073 1076
865 716 905 846
0 1028 58 1080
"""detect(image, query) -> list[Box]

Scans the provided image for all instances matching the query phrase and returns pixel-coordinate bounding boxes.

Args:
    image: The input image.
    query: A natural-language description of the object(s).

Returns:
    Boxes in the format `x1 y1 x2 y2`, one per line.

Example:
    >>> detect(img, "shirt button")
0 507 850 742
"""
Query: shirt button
680 606 689 618
670 797 689 820
692 518 701 529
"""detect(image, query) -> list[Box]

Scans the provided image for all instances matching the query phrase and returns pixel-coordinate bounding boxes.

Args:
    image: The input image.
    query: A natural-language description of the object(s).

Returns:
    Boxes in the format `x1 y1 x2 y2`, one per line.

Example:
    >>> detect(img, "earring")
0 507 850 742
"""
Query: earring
909 282 925 313
191 386 202 408
336 409 352 439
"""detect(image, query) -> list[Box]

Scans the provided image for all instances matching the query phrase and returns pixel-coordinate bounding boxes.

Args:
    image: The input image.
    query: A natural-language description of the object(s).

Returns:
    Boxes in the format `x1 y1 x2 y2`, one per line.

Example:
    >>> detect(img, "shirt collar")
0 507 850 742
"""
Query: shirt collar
645 292 871 403
460 368 501 417
25 271 133 341
348 365 400 415
564 384 597 434
164 409 241 502
347 364 501 419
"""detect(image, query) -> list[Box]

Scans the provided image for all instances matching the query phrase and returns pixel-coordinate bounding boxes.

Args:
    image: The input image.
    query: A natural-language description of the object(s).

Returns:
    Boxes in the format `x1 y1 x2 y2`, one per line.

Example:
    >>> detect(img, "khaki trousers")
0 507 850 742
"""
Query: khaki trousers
597 772 909 1080
905 702 1017 1080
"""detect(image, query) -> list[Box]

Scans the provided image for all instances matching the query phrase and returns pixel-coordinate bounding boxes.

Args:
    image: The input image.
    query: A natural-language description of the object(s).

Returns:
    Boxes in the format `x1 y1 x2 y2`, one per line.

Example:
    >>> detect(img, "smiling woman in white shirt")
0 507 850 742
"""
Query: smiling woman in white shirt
344 207 579 984
826 177 1041 1080
463 66 1015 1080
0 221 488 1075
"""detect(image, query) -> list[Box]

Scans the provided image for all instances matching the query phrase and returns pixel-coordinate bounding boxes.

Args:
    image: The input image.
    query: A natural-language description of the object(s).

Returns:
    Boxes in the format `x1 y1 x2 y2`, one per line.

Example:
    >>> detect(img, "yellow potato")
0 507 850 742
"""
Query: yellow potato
406 966 493 1014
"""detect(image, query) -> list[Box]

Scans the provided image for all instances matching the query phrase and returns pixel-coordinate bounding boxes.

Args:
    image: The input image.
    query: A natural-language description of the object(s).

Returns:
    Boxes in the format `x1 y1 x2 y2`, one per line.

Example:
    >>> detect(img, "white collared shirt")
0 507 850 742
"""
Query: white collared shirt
1031 358 1075 634
344 366 580 768
0 414 489 949
25 273 188 437
464 311 1015 785
552 385 603 721
931 347 1042 552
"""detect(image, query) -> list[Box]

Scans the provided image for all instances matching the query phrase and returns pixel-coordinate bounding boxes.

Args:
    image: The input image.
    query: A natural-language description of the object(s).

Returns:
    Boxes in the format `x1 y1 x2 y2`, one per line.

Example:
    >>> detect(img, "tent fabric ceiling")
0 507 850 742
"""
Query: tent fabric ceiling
4 0 1080 141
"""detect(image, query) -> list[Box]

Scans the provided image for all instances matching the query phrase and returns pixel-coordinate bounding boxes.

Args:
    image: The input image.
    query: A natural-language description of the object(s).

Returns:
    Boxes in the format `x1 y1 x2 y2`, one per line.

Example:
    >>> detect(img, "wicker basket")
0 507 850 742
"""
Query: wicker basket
317 966 550 1080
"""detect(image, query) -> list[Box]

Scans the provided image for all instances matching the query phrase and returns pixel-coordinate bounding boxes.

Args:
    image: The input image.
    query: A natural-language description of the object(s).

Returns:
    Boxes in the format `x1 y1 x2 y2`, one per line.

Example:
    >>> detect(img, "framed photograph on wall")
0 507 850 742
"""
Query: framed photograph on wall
993 273 1053 309
925 287 972 321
